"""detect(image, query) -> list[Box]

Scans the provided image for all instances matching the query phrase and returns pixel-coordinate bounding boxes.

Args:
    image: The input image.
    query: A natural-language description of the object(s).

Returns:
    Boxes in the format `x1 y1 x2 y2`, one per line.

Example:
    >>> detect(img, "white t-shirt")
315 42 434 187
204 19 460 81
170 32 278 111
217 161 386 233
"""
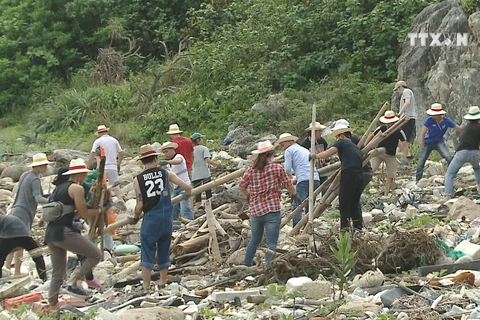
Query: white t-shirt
168 154 190 187
91 135 123 170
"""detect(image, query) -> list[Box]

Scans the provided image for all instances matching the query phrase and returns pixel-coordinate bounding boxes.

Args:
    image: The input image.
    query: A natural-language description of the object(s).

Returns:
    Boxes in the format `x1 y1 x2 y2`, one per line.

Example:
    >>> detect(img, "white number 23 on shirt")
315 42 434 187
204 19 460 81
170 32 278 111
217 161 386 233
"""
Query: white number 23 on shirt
145 179 164 198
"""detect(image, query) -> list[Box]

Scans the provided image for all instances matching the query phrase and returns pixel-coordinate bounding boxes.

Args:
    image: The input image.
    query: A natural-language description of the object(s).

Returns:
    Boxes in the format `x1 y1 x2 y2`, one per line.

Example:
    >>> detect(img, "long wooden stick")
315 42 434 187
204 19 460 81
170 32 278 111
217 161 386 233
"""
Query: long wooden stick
205 199 222 264
308 104 316 251
357 101 389 147
105 168 246 233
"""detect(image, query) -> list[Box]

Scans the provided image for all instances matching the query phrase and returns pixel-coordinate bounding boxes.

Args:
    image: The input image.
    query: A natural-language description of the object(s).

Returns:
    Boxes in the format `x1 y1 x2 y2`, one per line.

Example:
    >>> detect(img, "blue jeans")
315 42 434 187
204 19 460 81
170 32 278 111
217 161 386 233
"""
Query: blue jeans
172 187 194 221
292 180 321 227
445 150 480 196
416 141 452 181
244 211 281 266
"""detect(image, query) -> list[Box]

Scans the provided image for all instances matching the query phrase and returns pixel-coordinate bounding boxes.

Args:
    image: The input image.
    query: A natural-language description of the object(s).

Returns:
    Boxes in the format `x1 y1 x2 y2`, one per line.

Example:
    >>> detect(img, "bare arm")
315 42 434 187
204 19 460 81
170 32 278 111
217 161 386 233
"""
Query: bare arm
420 126 428 146
117 151 125 167
455 125 462 136
205 158 219 166
399 98 411 116
240 186 250 199
69 184 101 219
133 177 143 219
316 147 338 160
286 185 297 195
168 157 182 165
87 152 95 169
169 172 192 194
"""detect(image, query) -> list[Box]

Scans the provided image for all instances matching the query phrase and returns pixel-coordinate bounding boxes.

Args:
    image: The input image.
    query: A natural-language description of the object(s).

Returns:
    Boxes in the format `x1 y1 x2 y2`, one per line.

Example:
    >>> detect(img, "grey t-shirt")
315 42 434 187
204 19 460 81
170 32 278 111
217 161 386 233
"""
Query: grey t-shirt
401 88 416 119
192 145 212 181
0 215 30 239
9 171 47 230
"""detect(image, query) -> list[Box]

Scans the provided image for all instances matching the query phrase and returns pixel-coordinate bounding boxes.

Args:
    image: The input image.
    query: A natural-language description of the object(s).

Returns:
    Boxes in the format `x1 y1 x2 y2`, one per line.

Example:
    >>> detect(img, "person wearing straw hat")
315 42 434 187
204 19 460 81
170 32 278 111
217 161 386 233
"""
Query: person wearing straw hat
301 121 329 188
45 159 104 308
190 132 223 211
128 144 191 291
276 133 319 227
366 111 408 196
6 153 51 277
444 106 480 202
240 141 298 265
394 80 417 163
416 103 462 182
167 124 195 179
314 124 364 230
161 141 194 228
87 125 125 202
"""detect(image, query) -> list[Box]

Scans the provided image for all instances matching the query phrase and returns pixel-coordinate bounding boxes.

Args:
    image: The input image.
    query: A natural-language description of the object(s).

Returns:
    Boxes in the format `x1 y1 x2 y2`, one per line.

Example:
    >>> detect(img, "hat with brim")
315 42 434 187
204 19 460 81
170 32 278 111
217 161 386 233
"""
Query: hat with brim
190 132 205 140
331 126 353 137
393 80 407 91
166 124 183 135
139 144 160 159
380 110 400 124
29 153 53 167
427 103 447 116
62 159 91 175
96 125 109 135
252 140 275 154
336 119 350 128
465 106 480 120
305 121 326 131
160 141 178 151
274 133 298 146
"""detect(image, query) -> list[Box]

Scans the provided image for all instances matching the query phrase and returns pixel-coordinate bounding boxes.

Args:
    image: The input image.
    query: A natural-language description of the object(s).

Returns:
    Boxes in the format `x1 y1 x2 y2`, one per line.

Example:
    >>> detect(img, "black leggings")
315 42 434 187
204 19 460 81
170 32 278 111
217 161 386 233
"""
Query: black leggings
339 170 364 230
192 177 212 203
0 237 47 281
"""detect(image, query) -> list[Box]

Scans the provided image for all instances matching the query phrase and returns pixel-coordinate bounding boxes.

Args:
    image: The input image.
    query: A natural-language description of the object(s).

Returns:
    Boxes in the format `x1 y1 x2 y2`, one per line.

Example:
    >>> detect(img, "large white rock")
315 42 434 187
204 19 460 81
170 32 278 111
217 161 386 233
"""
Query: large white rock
448 196 480 221
286 276 312 293
300 280 331 299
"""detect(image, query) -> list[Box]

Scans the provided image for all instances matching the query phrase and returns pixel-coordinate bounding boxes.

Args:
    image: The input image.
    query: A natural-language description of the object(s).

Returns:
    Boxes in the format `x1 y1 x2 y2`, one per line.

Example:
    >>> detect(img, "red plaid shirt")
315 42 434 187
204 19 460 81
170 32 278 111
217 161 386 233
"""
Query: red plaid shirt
239 162 292 217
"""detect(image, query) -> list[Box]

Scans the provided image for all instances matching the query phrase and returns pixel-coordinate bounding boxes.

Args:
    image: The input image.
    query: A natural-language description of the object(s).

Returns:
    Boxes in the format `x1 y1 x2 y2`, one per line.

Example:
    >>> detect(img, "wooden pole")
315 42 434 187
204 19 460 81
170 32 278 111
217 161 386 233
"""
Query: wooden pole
357 101 389 147
105 168 246 233
308 103 316 251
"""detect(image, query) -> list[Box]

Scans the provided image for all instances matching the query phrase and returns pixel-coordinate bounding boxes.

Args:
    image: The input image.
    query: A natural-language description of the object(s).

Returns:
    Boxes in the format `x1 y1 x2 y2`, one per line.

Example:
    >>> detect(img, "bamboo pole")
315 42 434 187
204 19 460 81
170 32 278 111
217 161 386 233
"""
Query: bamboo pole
205 199 222 264
357 101 390 147
308 103 316 251
105 168 246 233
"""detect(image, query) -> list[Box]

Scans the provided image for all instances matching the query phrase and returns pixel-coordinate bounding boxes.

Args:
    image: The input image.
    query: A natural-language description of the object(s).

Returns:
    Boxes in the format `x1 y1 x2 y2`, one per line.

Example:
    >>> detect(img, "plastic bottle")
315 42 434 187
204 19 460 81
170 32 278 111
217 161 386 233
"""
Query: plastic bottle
352 285 369 298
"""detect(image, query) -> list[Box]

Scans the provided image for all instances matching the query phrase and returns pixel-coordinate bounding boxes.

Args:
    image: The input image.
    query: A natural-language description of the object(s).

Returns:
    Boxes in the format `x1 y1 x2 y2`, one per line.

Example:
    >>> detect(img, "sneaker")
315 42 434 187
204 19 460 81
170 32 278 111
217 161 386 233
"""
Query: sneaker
85 279 102 289
67 285 88 298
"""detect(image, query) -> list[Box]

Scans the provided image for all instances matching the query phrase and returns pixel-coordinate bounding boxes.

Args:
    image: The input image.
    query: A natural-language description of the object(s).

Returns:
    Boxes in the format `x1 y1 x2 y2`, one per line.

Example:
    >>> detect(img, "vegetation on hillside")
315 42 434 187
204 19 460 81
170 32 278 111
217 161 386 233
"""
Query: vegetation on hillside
0 0 451 149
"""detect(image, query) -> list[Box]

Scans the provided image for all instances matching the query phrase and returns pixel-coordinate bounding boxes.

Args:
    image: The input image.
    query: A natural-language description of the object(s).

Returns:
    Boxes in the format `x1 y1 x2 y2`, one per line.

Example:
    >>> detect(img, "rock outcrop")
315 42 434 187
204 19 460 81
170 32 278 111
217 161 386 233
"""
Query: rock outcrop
395 0 480 150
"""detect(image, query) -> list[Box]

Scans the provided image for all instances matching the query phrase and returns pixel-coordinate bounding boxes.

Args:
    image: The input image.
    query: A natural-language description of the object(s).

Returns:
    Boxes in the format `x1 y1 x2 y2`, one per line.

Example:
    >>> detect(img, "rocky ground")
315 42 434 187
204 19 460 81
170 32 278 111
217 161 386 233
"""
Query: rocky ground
0 145 480 320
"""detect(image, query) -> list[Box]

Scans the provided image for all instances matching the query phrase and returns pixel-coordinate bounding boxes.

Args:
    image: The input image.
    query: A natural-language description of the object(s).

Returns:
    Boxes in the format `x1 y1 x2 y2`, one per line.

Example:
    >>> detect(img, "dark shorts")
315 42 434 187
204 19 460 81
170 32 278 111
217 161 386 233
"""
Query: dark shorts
401 119 416 143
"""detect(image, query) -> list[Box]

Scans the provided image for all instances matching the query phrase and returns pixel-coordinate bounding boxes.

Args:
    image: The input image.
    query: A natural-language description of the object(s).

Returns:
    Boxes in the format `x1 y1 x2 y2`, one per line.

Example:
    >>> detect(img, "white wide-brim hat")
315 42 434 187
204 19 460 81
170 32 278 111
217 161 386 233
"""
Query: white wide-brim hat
29 153 53 167
380 110 400 124
274 133 298 146
465 106 480 120
160 141 179 150
330 124 353 137
166 124 183 134
427 103 447 116
62 158 91 175
252 140 275 154
96 125 109 134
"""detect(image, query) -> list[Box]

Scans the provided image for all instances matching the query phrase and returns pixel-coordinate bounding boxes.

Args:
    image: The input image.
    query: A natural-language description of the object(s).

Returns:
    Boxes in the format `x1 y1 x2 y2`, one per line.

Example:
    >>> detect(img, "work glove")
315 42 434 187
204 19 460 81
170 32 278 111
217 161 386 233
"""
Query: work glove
308 153 317 161
290 194 302 206
128 216 139 225
158 160 169 167
182 192 191 200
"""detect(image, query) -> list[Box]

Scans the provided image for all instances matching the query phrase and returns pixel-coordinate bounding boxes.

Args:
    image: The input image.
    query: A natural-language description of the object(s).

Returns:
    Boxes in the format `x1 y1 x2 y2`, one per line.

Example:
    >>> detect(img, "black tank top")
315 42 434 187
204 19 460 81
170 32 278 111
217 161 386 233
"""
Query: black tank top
137 167 169 213
45 181 76 243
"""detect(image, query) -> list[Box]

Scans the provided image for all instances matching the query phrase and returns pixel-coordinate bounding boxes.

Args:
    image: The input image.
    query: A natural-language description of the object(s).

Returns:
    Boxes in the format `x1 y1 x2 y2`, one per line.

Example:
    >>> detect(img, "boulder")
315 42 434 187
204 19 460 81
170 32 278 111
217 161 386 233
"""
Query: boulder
0 177 16 191
251 93 287 113
423 160 445 178
117 307 185 320
448 196 480 221
0 164 6 175
50 149 89 168
0 165 28 182
395 0 479 151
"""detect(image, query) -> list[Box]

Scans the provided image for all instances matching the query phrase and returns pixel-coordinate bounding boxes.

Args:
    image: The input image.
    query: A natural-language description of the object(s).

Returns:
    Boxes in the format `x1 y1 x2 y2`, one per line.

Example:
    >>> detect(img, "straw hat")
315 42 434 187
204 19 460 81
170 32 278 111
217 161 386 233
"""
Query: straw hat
427 103 447 116
96 125 109 134
274 133 298 146
380 110 400 124
252 141 275 154
330 123 352 137
166 124 183 135
139 144 160 159
336 119 350 128
29 153 53 167
465 106 480 120
160 141 178 150
305 121 326 131
393 80 407 90
62 159 91 175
